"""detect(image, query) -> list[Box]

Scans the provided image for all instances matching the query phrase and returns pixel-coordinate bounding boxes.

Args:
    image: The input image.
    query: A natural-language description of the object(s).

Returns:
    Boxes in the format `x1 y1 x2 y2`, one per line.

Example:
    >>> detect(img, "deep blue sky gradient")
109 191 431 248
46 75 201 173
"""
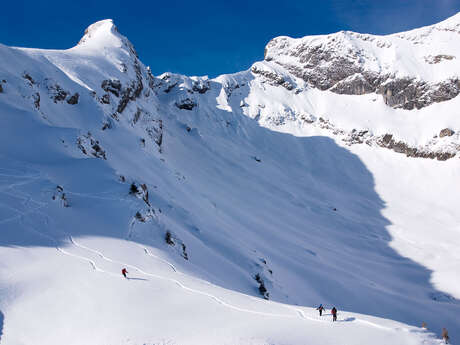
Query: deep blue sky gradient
1 0 459 77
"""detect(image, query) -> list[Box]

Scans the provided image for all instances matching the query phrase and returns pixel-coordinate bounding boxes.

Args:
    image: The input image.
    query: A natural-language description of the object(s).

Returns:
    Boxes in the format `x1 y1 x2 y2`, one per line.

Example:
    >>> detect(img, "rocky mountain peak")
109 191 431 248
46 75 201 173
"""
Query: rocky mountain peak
262 12 460 110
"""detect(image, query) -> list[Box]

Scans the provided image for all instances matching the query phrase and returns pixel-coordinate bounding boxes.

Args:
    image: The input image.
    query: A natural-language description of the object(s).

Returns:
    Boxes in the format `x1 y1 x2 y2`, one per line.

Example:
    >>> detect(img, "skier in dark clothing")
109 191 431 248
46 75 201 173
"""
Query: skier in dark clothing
316 304 325 316
121 268 128 279
331 307 337 322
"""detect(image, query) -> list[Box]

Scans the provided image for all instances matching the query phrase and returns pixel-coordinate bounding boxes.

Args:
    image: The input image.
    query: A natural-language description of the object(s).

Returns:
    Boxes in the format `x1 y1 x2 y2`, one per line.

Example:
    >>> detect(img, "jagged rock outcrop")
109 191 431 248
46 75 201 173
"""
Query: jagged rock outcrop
251 65 294 90
263 16 460 109
425 55 455 64
77 132 107 160
376 134 456 161
48 84 68 103
192 80 210 94
292 114 460 161
379 78 460 110
175 98 196 110
264 37 460 109
101 79 122 97
67 93 79 105
100 94 110 104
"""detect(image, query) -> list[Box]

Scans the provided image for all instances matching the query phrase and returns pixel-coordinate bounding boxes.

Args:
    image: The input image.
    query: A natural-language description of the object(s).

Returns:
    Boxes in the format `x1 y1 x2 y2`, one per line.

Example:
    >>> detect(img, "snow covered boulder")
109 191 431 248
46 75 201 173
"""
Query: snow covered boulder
439 128 455 137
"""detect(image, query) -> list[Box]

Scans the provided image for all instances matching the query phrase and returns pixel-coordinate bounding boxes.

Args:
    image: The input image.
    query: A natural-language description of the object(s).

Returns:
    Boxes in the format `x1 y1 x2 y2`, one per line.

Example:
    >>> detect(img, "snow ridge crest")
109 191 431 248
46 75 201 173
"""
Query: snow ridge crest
76 19 138 58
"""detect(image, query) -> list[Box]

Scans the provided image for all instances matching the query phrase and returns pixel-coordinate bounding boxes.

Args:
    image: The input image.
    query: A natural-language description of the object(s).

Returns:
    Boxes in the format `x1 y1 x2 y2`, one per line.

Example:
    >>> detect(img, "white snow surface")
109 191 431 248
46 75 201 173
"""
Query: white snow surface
0 16 459 345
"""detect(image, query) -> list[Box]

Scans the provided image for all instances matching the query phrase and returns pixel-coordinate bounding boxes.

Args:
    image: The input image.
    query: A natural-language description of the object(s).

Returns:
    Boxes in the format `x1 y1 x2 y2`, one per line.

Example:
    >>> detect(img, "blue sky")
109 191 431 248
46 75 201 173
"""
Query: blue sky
1 0 459 77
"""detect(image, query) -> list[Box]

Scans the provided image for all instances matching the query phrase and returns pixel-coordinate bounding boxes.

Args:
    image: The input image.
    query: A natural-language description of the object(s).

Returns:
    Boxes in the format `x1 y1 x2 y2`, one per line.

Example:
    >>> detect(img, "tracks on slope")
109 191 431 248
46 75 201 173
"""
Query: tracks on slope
68 235 391 329
13 196 394 330
22 218 393 329
69 235 298 319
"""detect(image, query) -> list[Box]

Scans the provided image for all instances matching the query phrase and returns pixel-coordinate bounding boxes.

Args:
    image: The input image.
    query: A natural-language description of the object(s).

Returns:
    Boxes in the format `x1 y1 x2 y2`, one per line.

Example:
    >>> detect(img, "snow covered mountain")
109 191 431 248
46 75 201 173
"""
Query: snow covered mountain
254 12 460 159
0 15 459 345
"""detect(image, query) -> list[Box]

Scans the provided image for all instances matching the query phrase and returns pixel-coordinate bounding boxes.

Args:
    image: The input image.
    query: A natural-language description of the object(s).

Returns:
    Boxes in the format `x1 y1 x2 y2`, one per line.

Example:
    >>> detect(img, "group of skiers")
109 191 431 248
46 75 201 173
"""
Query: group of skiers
120 268 451 343
316 303 450 343
316 304 337 321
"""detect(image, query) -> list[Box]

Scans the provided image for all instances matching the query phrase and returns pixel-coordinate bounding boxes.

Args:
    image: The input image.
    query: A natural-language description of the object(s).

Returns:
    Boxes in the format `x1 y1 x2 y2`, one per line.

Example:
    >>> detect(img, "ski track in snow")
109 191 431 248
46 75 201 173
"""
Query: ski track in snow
0 174 47 224
69 236 296 319
0 169 410 336
22 223 108 275
68 235 400 331
142 246 177 273
9 192 400 332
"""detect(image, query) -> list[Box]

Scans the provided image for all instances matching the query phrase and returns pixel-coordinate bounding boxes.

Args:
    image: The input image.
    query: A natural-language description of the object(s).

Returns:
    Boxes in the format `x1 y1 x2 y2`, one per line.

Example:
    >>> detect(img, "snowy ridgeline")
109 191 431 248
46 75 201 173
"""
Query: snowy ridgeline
0 16 459 345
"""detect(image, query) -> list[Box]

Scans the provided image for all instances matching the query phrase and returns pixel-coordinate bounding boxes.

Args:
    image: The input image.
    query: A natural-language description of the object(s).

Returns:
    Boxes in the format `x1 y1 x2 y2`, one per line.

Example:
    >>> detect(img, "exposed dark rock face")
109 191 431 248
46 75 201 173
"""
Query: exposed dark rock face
145 120 163 151
23 73 35 85
379 78 460 110
192 80 210 94
77 132 107 160
0 83 3 93
175 98 196 110
33 92 40 109
117 91 131 113
100 94 110 104
132 60 144 98
254 273 269 300
425 55 455 64
345 129 370 144
101 79 122 97
101 121 112 131
222 82 242 98
329 72 382 95
165 231 174 246
377 134 456 160
164 82 177 93
440 128 455 137
296 115 458 161
251 65 294 90
52 185 69 207
113 60 144 116
132 107 142 125
47 84 68 103
67 93 79 105
146 66 156 90
264 36 460 109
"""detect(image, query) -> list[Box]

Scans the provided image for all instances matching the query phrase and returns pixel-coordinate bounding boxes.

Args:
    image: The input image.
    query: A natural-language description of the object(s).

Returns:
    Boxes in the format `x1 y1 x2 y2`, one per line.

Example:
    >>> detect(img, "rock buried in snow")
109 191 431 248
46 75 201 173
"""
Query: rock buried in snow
439 128 455 137
175 98 197 110
67 93 79 105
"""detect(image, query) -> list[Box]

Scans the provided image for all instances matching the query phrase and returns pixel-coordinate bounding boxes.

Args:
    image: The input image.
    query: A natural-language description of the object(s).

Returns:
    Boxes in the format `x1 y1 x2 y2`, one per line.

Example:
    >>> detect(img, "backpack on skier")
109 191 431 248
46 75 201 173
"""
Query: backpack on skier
331 307 337 322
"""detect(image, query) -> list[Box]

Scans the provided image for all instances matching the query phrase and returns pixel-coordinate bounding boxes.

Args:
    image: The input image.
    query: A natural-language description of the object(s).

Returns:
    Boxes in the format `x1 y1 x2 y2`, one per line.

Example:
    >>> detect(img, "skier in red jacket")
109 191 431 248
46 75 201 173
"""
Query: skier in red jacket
331 307 338 322
121 268 128 279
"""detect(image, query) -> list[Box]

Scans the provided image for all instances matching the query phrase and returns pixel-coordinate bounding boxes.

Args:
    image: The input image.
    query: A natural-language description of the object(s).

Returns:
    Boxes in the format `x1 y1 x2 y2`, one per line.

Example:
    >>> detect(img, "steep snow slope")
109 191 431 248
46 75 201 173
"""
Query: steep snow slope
0 17 459 345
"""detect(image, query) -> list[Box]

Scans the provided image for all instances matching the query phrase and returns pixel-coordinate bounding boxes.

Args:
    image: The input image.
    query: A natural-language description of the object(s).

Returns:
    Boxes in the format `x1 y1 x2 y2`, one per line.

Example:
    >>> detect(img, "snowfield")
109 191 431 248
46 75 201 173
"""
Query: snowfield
0 15 459 345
